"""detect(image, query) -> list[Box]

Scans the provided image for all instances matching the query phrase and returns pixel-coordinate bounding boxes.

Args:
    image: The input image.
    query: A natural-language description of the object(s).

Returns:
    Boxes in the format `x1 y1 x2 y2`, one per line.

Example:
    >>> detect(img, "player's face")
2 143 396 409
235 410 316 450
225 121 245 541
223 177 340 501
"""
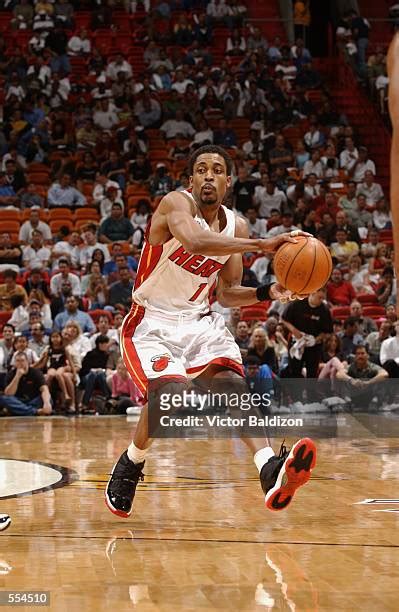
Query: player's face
190 154 231 207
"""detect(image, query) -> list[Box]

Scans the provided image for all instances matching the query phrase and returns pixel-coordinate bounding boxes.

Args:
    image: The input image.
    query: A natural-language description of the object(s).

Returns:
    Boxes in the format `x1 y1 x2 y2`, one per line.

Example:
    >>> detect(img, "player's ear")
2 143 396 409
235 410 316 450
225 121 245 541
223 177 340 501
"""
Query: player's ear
189 175 193 188
226 175 232 188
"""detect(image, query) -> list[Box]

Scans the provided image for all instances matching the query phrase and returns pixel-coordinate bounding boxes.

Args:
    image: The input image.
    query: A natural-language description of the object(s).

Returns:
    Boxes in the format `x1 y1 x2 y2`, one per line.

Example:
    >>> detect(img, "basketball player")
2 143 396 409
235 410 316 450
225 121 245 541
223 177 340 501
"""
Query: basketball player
0 514 11 531
105 145 316 518
388 34 399 310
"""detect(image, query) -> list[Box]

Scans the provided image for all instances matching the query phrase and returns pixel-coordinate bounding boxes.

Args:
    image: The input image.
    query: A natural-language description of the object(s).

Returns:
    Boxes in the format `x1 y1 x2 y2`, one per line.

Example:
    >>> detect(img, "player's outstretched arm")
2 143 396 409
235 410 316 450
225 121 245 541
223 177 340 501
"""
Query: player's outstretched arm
216 218 305 307
388 33 399 312
161 192 307 257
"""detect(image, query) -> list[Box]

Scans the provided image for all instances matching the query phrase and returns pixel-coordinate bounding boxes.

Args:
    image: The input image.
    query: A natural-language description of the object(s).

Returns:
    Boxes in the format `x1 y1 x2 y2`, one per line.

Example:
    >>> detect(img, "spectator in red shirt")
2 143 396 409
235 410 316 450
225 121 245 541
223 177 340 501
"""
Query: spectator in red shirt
327 268 357 306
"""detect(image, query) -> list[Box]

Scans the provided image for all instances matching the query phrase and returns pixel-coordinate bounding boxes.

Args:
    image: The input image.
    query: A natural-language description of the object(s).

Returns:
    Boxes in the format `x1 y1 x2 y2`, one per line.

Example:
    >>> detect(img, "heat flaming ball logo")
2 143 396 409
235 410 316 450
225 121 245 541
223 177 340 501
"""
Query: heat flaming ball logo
151 354 172 372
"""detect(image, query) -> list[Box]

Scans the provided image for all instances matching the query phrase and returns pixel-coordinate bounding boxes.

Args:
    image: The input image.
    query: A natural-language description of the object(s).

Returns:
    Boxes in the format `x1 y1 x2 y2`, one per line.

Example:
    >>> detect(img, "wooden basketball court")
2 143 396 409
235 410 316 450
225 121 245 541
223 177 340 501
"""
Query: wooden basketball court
1 414 399 611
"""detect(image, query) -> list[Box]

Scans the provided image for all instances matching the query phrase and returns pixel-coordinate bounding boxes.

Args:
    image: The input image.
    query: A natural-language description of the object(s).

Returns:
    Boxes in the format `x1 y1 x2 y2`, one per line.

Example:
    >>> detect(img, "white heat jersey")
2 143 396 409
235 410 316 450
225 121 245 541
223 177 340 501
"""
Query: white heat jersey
132 192 236 316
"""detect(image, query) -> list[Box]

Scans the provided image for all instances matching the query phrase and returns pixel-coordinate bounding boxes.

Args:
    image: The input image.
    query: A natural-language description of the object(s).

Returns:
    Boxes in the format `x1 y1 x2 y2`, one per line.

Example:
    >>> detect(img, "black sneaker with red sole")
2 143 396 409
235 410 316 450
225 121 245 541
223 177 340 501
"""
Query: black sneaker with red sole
105 451 145 518
260 438 316 511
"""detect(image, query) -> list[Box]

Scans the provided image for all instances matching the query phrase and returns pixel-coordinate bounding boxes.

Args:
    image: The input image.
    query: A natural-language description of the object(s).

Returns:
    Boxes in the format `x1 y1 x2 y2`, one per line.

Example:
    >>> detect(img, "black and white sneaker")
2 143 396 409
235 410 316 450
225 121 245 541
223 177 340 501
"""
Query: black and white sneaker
0 514 11 531
105 451 145 518
260 438 316 511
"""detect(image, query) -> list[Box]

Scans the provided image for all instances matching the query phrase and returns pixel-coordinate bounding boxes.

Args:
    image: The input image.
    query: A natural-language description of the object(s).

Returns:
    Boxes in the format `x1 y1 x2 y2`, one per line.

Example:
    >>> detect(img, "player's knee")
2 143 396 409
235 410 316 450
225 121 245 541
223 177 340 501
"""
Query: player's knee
148 377 188 411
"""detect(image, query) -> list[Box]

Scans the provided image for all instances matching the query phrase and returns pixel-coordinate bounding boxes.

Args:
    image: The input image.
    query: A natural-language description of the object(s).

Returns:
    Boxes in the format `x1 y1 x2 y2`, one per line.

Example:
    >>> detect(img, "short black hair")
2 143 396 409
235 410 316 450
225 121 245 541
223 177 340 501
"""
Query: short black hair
4 269 17 280
3 323 15 333
344 316 358 328
188 145 233 175
95 334 109 347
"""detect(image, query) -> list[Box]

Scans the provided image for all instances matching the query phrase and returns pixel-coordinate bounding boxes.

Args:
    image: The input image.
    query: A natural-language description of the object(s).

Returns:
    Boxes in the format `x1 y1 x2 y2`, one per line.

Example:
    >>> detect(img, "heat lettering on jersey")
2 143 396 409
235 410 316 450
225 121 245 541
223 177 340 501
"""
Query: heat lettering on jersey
169 245 224 278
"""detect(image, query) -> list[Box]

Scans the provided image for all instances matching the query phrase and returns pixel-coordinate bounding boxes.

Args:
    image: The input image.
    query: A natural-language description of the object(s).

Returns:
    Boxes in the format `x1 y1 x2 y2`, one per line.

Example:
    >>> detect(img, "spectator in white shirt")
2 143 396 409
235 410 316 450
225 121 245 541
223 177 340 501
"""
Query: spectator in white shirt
93 99 119 131
339 136 359 173
50 258 81 296
206 0 230 20
244 207 267 238
171 70 194 94
92 173 122 206
254 176 287 218
356 170 384 206
68 28 91 55
304 173 320 199
303 150 324 178
350 146 376 183
372 197 392 230
19 209 52 245
47 173 86 208
22 230 51 270
79 225 110 271
105 54 133 81
380 321 399 378
51 231 80 269
160 109 195 139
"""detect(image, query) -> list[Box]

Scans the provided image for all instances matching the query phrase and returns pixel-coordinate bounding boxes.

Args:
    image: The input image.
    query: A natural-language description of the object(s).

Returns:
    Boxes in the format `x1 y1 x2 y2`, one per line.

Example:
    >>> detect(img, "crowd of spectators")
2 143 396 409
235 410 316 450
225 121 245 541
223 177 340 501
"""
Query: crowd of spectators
0 0 396 415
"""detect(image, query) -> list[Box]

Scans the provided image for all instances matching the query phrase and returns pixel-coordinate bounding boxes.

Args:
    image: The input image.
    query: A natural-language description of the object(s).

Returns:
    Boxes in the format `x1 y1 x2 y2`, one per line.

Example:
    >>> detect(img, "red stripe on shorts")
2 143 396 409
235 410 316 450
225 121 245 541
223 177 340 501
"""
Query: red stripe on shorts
121 304 148 395
186 357 244 377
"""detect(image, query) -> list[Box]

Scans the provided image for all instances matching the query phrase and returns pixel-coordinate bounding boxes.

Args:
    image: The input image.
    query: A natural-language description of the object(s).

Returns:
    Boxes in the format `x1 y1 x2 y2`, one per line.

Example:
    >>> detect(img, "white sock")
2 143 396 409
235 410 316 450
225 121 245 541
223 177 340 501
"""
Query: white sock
127 442 148 464
254 447 275 473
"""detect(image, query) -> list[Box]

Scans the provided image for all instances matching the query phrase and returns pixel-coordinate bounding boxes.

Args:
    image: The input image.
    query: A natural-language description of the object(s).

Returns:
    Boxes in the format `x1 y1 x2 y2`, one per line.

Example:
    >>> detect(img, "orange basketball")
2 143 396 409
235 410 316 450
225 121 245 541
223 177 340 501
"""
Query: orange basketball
273 236 333 294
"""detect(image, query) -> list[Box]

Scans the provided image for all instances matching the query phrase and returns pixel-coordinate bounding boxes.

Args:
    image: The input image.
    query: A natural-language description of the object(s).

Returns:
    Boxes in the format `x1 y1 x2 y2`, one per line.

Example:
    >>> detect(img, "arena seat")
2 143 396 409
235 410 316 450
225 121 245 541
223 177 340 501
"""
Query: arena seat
49 208 73 221
362 306 386 318
50 219 74 233
331 306 350 319
240 305 268 322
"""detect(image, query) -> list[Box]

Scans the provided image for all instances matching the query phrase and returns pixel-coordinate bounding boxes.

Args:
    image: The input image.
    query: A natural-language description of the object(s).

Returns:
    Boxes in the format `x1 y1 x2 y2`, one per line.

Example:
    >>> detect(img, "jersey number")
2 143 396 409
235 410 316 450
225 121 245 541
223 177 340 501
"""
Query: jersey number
189 283 208 302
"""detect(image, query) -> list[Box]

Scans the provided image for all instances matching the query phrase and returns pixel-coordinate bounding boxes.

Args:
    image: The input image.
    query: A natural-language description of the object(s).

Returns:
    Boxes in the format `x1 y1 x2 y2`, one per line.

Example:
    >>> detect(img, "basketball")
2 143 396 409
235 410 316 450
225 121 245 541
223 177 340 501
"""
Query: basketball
273 236 333 294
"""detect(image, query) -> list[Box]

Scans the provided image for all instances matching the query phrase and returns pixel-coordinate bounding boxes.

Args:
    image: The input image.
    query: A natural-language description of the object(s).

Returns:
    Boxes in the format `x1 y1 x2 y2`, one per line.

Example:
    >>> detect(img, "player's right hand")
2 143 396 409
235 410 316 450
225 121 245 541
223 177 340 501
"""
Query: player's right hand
258 230 312 254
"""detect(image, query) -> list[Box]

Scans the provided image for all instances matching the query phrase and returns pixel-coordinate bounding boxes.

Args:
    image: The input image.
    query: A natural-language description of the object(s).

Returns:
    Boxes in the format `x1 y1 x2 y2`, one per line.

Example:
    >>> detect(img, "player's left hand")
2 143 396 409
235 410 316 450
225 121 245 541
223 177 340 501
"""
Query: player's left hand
261 230 312 254
269 283 308 304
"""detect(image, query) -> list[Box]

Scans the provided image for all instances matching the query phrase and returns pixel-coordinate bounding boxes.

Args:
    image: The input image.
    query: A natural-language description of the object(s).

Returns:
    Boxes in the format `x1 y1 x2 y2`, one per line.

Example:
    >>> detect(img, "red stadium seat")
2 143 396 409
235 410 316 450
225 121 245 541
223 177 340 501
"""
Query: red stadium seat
331 306 350 319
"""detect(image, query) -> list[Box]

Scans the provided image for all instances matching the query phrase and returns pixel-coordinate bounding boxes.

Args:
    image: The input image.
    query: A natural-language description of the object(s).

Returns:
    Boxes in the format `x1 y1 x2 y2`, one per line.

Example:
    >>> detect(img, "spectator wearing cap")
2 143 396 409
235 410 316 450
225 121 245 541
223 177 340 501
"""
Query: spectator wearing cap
19 209 52 245
20 183 45 209
149 163 174 197
0 351 52 416
327 268 356 306
0 270 28 310
47 173 86 209
99 203 134 244
54 295 96 334
50 258 81 297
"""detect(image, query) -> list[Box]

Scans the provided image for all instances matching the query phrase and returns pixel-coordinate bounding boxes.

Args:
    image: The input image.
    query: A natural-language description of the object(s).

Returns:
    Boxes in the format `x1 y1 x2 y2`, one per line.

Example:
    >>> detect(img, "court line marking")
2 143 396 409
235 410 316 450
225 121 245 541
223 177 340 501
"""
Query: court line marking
2 535 399 547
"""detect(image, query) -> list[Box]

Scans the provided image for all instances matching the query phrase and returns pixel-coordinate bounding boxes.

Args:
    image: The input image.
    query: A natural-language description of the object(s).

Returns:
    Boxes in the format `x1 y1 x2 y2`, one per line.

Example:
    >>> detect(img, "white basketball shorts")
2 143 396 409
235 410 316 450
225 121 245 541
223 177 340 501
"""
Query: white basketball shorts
120 303 243 398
